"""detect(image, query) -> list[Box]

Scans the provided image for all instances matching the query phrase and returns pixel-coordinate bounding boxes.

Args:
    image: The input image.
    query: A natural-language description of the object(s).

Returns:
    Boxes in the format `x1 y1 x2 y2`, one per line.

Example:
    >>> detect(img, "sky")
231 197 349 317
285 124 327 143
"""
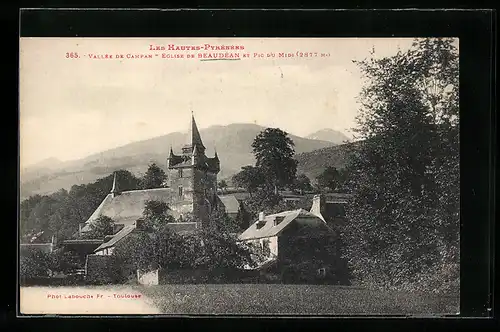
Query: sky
20 37 420 167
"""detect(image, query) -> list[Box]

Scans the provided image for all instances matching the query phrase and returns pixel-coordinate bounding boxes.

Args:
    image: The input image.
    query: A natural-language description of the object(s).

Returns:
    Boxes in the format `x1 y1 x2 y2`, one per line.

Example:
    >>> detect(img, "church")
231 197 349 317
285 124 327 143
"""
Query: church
79 114 240 257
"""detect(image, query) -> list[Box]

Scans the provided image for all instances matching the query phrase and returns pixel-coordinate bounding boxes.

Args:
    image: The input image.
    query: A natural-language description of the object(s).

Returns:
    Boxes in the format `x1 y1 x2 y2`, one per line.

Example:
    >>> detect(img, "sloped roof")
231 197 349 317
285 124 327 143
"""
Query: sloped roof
94 225 136 252
85 188 175 227
94 222 199 252
238 209 329 241
218 195 240 214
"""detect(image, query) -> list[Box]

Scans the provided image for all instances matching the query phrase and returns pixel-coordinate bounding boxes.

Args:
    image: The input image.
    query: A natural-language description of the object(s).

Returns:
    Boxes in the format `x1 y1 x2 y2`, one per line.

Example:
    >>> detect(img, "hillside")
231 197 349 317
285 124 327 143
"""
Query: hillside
295 142 355 180
306 128 351 145
20 123 335 199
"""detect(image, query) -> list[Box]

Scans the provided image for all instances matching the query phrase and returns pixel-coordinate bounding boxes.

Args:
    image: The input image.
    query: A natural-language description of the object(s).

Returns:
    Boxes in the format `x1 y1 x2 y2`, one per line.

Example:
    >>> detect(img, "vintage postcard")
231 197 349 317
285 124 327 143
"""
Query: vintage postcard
19 37 460 315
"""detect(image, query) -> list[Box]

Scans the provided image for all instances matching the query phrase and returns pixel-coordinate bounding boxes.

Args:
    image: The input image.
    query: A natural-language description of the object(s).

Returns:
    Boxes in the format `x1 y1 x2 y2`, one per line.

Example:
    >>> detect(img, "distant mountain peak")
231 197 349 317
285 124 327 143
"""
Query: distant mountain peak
306 128 350 145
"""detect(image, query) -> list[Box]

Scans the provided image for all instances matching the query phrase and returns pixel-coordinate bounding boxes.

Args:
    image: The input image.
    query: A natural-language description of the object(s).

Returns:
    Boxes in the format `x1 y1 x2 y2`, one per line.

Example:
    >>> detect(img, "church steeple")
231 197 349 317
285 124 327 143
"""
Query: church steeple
110 172 121 197
183 112 205 155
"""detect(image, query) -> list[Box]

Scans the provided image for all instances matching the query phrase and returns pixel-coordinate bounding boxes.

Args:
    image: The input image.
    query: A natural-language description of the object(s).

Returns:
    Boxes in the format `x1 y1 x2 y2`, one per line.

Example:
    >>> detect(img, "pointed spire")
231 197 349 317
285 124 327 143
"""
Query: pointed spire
188 112 205 150
169 145 174 157
111 172 120 197
214 147 219 160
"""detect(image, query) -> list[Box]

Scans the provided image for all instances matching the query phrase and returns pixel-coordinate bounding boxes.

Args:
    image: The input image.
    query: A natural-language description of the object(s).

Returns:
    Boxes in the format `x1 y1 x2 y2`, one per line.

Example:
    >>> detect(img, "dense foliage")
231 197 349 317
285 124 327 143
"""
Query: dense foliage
232 166 265 196
341 38 459 294
251 128 298 193
315 167 350 193
292 174 314 194
111 204 260 282
81 215 115 239
140 163 167 189
19 247 81 282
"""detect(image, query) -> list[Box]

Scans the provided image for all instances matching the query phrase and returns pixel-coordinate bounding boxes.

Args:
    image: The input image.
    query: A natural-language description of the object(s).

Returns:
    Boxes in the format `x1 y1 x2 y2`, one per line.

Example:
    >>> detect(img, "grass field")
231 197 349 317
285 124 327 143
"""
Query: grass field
20 284 459 316
136 284 459 315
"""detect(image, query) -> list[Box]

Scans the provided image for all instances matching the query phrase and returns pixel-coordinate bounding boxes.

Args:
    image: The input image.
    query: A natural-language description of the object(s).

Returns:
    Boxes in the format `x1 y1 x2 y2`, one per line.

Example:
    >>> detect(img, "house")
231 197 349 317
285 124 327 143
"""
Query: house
237 193 351 283
238 202 336 281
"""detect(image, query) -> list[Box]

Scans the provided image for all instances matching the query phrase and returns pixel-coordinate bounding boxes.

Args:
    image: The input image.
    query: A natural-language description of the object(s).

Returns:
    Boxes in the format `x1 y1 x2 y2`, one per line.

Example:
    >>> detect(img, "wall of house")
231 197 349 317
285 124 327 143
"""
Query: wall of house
246 236 278 258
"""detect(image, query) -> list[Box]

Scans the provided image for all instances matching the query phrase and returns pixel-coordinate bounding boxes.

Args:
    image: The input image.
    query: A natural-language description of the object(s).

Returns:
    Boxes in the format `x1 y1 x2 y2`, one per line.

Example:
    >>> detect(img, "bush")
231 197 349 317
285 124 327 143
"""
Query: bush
20 248 52 282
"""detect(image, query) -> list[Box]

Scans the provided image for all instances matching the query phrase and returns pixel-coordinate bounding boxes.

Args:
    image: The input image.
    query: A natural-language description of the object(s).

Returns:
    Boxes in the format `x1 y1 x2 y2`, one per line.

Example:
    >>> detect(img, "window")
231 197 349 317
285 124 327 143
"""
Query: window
178 186 183 198
274 216 285 226
317 267 326 277
178 169 183 178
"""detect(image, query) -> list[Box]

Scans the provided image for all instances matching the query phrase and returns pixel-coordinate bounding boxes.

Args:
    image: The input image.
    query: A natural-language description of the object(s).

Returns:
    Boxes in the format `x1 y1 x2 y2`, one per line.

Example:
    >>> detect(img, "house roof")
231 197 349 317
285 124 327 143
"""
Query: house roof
238 209 330 241
94 222 199 253
94 225 136 252
218 195 240 214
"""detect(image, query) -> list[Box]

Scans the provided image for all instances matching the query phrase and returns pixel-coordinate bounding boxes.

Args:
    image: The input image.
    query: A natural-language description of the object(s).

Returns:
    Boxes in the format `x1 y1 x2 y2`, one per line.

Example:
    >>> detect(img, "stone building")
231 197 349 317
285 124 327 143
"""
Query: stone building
82 115 240 280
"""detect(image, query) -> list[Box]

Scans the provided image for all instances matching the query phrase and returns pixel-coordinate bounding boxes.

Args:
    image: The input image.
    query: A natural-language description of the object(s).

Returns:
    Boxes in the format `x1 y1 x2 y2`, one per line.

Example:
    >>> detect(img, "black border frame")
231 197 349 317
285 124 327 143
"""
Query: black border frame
7 7 497 331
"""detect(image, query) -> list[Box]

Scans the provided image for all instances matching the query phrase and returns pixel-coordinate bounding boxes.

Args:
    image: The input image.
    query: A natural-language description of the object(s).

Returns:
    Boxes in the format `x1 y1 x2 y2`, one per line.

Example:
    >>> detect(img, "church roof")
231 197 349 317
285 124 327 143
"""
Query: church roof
238 209 331 241
84 188 176 228
83 186 239 230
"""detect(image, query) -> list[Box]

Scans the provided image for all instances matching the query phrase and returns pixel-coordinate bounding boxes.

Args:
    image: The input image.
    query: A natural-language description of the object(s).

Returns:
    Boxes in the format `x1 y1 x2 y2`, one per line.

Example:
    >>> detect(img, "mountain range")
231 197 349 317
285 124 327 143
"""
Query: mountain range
306 128 351 144
20 124 350 200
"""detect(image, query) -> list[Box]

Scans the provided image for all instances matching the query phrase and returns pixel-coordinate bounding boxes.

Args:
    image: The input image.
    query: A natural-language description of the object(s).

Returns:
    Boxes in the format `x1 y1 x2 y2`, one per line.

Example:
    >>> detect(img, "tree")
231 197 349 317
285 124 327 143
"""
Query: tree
293 174 313 194
232 166 265 196
218 180 228 194
194 210 258 273
341 38 459 293
316 166 341 192
82 216 115 239
251 128 298 194
140 163 167 189
140 200 175 231
243 188 310 220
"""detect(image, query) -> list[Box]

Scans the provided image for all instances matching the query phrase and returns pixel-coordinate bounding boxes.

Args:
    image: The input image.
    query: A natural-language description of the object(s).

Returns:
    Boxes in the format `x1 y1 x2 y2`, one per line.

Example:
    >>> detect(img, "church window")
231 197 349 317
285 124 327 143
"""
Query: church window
178 169 183 178
178 186 183 198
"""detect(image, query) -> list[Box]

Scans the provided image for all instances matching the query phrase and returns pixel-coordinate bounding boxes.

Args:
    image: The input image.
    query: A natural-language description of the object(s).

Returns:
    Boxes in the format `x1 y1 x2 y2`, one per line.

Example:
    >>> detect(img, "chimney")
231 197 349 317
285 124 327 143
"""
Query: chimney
257 212 266 229
310 194 326 222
